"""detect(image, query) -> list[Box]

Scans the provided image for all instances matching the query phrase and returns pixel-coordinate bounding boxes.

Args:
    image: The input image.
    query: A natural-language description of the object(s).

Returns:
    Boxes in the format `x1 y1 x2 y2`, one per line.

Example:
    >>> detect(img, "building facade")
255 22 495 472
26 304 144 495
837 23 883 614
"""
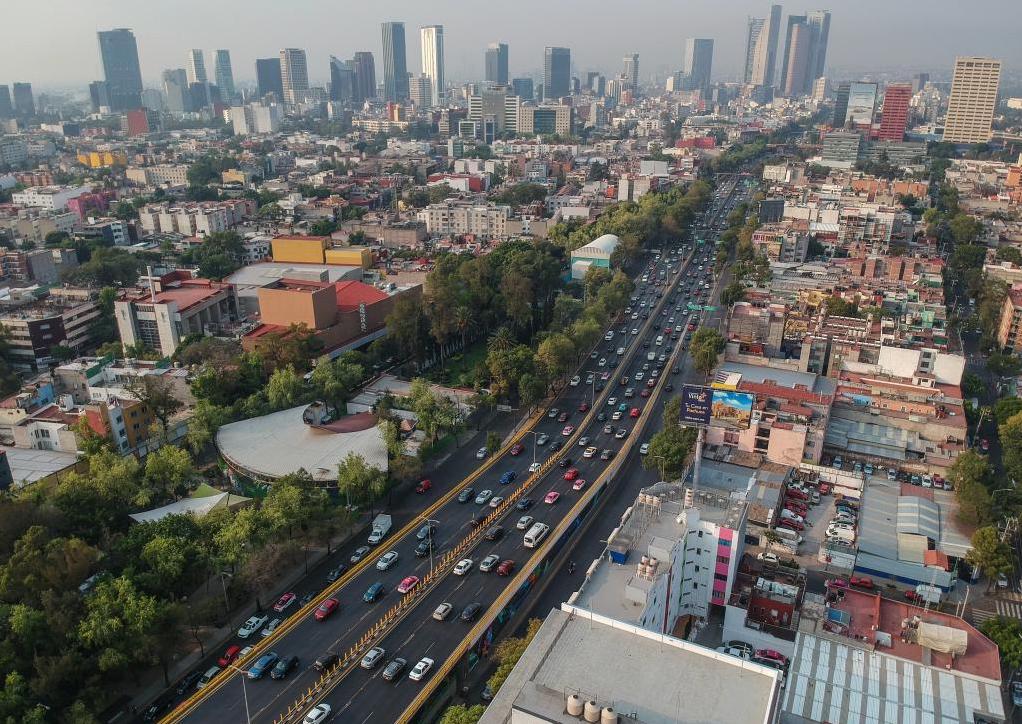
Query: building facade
97 28 143 111
943 56 1001 144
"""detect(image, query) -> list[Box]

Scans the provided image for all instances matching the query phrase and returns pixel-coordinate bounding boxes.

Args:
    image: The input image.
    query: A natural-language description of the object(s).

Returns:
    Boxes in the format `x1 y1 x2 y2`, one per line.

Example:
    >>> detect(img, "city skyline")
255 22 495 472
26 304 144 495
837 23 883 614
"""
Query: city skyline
3 0 1021 91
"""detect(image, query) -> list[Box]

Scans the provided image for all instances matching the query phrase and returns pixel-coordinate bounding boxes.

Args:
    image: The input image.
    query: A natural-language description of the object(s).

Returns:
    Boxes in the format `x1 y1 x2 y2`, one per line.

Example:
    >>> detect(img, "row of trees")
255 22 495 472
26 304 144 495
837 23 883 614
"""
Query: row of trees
642 396 699 480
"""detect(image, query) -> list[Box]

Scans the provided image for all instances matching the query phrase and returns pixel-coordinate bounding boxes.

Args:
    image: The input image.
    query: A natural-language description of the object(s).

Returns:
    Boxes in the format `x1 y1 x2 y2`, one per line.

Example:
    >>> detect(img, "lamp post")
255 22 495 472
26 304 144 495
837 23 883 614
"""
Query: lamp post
223 663 252 724
426 518 440 574
651 454 667 482
526 430 541 467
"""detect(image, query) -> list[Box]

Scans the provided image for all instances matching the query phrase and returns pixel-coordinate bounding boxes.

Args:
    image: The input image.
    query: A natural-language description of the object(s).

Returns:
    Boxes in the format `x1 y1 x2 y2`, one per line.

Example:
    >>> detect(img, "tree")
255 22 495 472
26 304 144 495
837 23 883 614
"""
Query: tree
486 431 502 455
487 618 543 693
76 575 164 673
408 378 460 444
999 411 1022 483
960 372 985 400
143 445 194 502
949 213 983 245
967 526 1014 589
689 328 725 376
309 219 338 236
310 357 364 411
439 704 486 724
993 397 1022 425
112 200 139 221
123 374 184 436
336 453 387 509
266 364 304 410
948 451 992 525
643 425 697 479
535 334 576 381
721 281 745 307
188 231 245 280
980 617 1022 669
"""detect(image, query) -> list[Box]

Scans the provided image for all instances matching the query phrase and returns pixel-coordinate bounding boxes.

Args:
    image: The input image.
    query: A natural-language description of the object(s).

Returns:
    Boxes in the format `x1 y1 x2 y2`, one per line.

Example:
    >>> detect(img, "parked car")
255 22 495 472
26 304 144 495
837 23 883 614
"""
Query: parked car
272 592 297 613
476 447 488 459
325 565 346 583
849 576 873 590
350 545 371 564
754 649 789 666
218 645 242 667
415 478 432 494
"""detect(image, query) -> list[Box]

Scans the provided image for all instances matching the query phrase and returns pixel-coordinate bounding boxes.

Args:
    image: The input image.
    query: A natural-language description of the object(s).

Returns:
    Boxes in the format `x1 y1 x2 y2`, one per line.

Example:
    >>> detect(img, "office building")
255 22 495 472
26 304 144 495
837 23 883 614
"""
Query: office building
420 25 444 107
97 29 143 111
0 86 12 118
186 49 207 85
485 43 509 85
846 81 879 126
12 83 34 118
911 72 930 94
468 85 520 136
381 22 409 101
352 52 376 102
820 130 863 166
88 81 110 113
745 5 781 87
518 104 572 135
779 18 811 96
329 57 354 102
943 56 1001 144
682 38 714 93
280 48 309 105
622 53 639 91
409 74 432 108
511 77 534 101
231 103 282 136
214 50 236 101
162 68 190 114
805 10 831 82
255 57 284 100
833 80 850 126
543 47 570 99
877 83 912 142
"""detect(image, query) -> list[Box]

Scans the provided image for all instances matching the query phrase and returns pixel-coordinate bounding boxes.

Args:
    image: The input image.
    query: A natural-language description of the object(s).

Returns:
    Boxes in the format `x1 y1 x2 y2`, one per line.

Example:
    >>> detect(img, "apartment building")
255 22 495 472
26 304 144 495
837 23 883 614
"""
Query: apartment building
0 289 101 370
996 287 1022 354
11 185 92 211
137 199 256 236
416 201 511 239
0 207 78 244
125 164 190 187
750 223 810 263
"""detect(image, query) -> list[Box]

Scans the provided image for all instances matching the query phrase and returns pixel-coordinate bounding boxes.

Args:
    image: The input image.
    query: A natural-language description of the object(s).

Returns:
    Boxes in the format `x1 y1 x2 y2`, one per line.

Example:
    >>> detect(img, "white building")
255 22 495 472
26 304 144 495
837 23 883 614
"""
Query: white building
230 103 282 136
416 201 511 239
419 25 444 107
125 164 189 187
11 185 91 211
0 137 29 166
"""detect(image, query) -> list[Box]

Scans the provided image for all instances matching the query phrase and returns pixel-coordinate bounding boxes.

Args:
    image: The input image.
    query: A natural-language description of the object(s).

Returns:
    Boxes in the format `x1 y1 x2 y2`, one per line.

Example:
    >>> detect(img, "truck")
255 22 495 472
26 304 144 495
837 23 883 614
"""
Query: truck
367 514 392 545
907 584 943 605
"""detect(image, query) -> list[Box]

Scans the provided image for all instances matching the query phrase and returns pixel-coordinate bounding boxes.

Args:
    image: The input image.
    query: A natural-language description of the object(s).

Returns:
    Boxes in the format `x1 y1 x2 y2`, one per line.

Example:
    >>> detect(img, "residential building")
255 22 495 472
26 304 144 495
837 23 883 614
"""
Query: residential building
352 52 376 102
416 201 511 239
97 29 143 111
214 49 236 102
12 83 34 118
750 223 810 262
115 270 238 357
996 286 1022 354
0 136 28 166
682 38 714 93
726 302 788 358
419 25 444 107
543 47 570 99
0 288 102 369
255 57 284 99
746 5 781 87
381 22 409 101
484 43 508 85
11 185 92 212
125 164 189 187
0 248 60 284
943 56 1001 144
230 102 282 136
0 207 77 244
280 48 309 105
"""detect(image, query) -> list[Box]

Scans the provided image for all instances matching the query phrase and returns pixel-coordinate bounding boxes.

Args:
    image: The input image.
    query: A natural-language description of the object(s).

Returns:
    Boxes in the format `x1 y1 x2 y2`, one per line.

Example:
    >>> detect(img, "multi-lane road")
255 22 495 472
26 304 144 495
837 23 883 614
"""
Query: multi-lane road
161 176 751 724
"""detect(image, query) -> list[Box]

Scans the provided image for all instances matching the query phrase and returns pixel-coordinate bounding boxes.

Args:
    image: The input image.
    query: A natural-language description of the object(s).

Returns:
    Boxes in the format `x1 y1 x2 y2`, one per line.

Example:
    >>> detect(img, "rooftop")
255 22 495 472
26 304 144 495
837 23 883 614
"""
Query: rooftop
1 445 80 488
122 276 230 312
225 261 361 290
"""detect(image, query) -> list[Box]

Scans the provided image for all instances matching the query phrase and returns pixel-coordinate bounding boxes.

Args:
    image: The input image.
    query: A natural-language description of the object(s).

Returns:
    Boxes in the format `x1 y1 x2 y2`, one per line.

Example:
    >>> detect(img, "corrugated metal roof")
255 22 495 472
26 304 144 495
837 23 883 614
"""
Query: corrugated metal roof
897 496 940 539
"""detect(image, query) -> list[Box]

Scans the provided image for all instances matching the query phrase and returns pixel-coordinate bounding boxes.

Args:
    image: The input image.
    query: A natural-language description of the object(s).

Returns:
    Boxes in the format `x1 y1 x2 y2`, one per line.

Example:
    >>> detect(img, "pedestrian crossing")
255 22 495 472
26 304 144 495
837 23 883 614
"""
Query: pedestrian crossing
970 608 996 625
970 599 1022 625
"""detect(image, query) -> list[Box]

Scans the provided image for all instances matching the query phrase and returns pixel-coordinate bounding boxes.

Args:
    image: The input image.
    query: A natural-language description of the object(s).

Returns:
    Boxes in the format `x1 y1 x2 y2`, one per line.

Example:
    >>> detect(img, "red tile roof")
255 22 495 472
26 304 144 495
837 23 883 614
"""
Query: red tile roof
335 281 389 311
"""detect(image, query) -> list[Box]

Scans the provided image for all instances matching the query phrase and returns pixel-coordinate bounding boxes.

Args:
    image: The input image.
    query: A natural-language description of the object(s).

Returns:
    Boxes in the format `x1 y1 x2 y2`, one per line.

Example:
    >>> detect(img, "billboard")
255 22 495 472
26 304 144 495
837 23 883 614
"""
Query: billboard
679 385 713 425
710 389 755 430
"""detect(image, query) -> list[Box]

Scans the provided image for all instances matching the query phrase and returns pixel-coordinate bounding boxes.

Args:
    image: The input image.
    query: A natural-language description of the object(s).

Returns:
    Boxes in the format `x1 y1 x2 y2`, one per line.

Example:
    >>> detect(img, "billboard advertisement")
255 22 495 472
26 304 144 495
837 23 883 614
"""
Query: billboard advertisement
710 389 755 430
679 385 713 426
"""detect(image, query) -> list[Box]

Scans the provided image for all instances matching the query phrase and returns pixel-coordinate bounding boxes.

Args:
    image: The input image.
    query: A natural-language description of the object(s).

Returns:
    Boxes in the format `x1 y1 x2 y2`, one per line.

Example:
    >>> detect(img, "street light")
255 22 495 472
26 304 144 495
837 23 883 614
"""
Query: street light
651 454 667 482
223 663 252 724
526 430 541 467
426 518 440 574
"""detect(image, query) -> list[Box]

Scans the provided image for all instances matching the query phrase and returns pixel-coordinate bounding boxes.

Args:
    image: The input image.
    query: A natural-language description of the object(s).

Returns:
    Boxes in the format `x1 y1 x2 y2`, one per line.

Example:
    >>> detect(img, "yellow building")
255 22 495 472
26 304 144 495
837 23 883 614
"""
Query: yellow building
271 235 372 269
77 150 128 168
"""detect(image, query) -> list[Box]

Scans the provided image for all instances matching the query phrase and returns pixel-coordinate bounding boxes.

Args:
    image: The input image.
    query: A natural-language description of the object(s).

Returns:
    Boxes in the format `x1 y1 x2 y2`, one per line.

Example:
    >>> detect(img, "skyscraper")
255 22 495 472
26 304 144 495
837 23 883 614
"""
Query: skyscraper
512 77 534 101
544 47 571 99
97 29 143 111
746 5 782 87
381 22 409 101
832 81 850 126
0 86 12 119
623 53 640 91
280 48 310 105
88 81 110 113
485 43 509 85
329 57 355 102
214 50 236 101
943 56 1001 144
352 52 376 103
187 49 207 85
420 25 445 107
804 11 831 82
876 83 912 142
409 74 433 108
255 58 284 100
12 83 34 118
780 18 810 96
162 69 190 114
682 38 714 93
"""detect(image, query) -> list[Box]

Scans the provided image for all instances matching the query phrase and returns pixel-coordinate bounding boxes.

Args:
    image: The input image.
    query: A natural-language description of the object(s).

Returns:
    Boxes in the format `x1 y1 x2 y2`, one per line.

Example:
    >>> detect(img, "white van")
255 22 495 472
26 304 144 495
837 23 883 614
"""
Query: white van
773 527 803 545
524 522 550 549
647 351 656 361
826 527 855 542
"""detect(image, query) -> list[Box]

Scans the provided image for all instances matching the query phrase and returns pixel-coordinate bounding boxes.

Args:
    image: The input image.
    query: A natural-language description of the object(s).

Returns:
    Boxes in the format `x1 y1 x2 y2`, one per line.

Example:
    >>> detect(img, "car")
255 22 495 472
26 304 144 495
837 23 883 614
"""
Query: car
175 670 204 695
562 425 575 436
453 558 474 575
510 443 524 456
499 470 517 485
142 697 174 722
433 602 453 621
197 666 221 690
630 407 640 418
270 655 300 680
458 487 475 503
409 657 435 681
887 468 898 480
558 411 570 422
485 525 505 541
480 554 501 572
415 539 433 557
634 371 645 381
350 545 371 564
325 564 346 583
536 433 550 445
607 396 618 407
261 618 282 637
612 410 623 421
624 387 635 398
1012 681 1022 708
248 652 280 679
238 614 268 639
777 518 804 532
496 559 516 577
313 653 339 671
639 443 650 455
825 578 849 589
461 602 483 621
415 478 432 494
558 457 573 468
614 427 628 439
476 447 488 459
572 478 587 491
577 436 591 447
376 551 399 570
416 522 437 540
849 576 873 590
716 645 751 660
600 449 614 460
397 576 420 594
361 646 386 669
475 489 493 505
303 704 332 724
754 649 789 666
545 491 561 504
516 498 534 511
583 446 598 459
272 592 297 613
757 552 779 564
640 388 651 398
363 582 385 602
569 375 581 386
617 402 628 412
526 461 541 473
563 467 580 481
314 597 340 621
998 573 1010 589
547 408 559 419
489 496 504 508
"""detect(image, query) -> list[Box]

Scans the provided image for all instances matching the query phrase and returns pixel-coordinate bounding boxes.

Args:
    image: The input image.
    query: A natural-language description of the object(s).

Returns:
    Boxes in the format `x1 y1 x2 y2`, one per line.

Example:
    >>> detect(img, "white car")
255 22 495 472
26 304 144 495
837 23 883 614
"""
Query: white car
476 447 488 459
604 331 614 340
528 462 541 473
376 550 399 570
409 657 435 681
261 618 282 637
569 375 581 386
474 490 493 505
238 615 268 639
536 433 550 446
639 443 650 455
634 372 644 381
303 704 332 724
479 554 500 572
607 397 618 407
432 602 453 621
488 496 504 508
453 558 474 576
516 515 535 530
757 552 779 564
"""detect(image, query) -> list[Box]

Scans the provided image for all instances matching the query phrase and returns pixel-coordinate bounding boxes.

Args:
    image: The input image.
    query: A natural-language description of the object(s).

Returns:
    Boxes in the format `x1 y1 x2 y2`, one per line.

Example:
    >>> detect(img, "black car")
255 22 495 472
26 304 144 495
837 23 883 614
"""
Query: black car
176 670 204 695
416 523 437 541
558 457 573 468
484 525 505 541
415 539 433 557
672 366 680 375
516 498 535 511
142 697 173 722
325 564 346 583
382 657 407 681
665 384 674 392
313 653 339 671
299 592 315 607
270 655 300 680
548 440 563 452
461 602 483 621
457 487 475 503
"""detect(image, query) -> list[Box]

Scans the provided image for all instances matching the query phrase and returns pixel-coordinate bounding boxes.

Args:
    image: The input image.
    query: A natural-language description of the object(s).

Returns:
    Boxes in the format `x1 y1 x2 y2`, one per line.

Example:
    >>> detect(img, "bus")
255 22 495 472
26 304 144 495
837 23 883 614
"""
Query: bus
523 522 550 549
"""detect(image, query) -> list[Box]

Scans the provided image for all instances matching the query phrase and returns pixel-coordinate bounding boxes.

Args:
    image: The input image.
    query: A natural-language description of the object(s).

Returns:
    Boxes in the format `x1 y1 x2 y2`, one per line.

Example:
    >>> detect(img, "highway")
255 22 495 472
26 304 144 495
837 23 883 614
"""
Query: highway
164 176 750 724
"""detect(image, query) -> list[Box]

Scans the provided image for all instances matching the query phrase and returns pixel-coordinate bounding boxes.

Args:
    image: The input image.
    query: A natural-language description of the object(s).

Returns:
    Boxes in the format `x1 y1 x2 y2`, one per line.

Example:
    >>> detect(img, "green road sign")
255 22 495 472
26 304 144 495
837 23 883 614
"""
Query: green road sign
703 305 717 312
687 303 701 311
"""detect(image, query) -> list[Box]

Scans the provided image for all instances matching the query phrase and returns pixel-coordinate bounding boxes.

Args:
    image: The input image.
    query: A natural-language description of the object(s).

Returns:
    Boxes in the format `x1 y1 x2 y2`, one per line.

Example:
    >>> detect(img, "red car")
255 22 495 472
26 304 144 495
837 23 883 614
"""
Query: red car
314 597 340 621
557 411 570 422
849 576 874 590
497 559 515 576
818 483 831 495
562 425 575 436
415 478 432 494
786 488 808 501
572 478 587 491
272 592 297 612
578 402 590 412
630 407 640 418
509 443 524 456
544 491 561 504
218 645 241 667
785 502 808 516
397 576 420 594
563 468 580 481
777 519 804 532
905 590 924 603
826 578 849 589
755 649 789 666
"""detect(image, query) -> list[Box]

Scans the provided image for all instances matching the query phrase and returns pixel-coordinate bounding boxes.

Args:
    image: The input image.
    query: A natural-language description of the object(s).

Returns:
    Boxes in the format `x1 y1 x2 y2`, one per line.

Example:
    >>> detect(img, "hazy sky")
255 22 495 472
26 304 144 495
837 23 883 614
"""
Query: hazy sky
3 0 1020 90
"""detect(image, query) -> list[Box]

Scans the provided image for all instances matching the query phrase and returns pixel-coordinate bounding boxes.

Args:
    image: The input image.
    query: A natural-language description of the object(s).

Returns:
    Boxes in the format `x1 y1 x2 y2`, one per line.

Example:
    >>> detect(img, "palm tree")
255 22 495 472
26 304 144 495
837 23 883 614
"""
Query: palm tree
454 305 474 351
488 326 515 354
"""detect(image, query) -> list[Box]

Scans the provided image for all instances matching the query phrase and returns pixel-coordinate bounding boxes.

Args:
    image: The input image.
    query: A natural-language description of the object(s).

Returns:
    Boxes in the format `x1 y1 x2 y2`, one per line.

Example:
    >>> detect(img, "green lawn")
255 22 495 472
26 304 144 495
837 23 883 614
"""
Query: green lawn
424 342 487 387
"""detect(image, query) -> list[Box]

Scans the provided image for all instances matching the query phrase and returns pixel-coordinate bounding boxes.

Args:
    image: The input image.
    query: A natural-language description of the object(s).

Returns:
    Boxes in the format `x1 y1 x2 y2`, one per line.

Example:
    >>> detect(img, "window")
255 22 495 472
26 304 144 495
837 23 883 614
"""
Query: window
718 537 732 547
714 572 728 582
717 555 729 564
